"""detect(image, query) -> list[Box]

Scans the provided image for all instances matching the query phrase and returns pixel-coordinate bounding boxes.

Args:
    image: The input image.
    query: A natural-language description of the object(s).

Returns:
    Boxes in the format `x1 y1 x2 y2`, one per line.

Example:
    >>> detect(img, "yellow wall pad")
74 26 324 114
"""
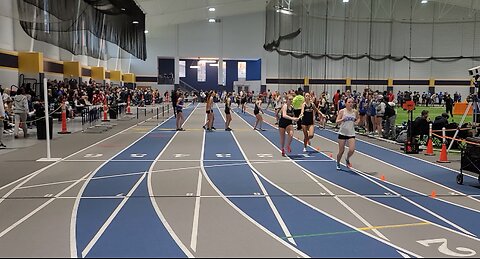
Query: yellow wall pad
64 61 81 77
110 70 122 81
123 73 135 83
18 52 43 74
91 67 106 80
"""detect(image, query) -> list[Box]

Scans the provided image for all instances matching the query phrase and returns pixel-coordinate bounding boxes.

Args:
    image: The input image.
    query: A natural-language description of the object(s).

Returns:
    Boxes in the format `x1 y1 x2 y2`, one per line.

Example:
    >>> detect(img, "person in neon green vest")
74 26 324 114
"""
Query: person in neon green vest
292 90 305 130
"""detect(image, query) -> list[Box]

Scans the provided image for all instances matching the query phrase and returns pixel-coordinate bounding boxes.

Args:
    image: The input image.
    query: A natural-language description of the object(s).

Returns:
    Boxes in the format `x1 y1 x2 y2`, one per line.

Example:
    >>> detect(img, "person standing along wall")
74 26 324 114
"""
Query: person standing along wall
13 88 29 139
0 92 5 148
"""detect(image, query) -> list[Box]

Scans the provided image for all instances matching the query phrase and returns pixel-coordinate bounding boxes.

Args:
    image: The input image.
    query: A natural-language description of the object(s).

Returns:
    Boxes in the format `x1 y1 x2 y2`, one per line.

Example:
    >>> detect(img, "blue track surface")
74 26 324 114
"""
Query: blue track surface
76 105 196 258
211 107 404 257
238 107 480 236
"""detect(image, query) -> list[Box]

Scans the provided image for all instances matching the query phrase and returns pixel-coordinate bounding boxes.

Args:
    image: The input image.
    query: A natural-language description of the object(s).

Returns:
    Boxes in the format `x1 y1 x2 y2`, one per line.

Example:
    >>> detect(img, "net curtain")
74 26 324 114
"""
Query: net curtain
17 0 147 60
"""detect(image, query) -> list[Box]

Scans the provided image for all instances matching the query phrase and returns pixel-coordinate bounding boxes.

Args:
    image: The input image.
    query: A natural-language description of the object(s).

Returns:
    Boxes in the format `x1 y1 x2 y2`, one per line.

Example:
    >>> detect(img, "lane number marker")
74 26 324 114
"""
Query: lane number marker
417 238 476 257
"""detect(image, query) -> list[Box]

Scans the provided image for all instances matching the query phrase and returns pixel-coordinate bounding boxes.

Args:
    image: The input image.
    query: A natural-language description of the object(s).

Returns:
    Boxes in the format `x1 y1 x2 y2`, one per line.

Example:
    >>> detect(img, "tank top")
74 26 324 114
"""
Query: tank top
303 103 314 125
225 99 231 113
254 103 260 114
280 105 295 125
338 109 356 137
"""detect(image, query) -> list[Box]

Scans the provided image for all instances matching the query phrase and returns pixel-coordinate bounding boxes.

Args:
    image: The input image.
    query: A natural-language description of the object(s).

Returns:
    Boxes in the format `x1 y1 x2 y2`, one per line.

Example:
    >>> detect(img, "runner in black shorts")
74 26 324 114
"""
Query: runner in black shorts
253 97 265 131
225 93 232 131
336 98 360 170
176 93 185 131
278 95 299 157
300 93 325 152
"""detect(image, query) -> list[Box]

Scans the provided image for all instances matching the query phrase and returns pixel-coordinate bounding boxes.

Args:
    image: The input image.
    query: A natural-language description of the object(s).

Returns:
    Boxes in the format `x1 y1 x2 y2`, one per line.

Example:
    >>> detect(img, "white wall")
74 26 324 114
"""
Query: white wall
130 12 266 78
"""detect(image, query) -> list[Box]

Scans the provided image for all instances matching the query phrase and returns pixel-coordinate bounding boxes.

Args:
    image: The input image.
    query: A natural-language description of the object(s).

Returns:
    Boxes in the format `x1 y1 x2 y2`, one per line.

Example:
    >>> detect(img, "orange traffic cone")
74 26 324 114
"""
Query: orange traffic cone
437 143 450 163
58 101 71 134
430 191 437 198
425 138 435 156
380 175 386 181
102 99 110 122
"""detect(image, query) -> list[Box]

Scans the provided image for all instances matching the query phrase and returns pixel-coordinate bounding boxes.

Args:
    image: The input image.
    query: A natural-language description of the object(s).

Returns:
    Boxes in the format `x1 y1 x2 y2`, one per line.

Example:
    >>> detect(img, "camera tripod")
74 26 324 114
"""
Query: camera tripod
447 90 480 152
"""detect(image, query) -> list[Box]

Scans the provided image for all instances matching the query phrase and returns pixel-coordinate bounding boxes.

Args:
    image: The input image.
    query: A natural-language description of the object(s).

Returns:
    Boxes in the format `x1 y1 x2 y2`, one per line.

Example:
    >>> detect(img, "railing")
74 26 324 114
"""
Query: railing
179 80 198 93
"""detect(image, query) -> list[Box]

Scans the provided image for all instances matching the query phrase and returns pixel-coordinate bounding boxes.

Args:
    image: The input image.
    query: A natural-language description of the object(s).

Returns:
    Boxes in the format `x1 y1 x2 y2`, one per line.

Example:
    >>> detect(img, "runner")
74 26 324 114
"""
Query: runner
225 92 233 131
176 92 185 131
300 93 325 152
336 97 360 170
278 95 300 157
274 92 283 125
241 92 247 114
253 97 265 131
203 91 214 131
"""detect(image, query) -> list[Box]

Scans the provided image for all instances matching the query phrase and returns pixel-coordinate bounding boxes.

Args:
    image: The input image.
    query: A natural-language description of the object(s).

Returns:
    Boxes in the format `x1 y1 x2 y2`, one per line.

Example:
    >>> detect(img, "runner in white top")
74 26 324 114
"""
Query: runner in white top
336 98 360 170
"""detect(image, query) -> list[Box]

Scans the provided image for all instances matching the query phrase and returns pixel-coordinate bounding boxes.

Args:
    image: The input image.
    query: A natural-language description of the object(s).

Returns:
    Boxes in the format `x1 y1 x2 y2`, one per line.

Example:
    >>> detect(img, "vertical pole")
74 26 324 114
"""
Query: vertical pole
442 127 446 144
429 123 433 140
43 78 52 159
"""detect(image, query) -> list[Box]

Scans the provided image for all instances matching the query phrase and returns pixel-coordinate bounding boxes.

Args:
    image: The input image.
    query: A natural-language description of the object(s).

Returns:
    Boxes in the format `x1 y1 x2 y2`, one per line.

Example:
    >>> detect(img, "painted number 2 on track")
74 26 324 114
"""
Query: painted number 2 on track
417 238 476 257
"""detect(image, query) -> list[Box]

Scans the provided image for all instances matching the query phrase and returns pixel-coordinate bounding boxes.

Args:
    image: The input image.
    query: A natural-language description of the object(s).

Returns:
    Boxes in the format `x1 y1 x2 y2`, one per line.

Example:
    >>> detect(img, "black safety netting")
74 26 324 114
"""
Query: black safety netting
16 0 146 60
264 0 480 63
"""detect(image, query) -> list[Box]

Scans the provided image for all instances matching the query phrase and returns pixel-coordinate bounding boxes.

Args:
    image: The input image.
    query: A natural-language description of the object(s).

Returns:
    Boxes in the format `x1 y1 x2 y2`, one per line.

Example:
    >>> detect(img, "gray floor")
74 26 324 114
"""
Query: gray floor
0 103 479 258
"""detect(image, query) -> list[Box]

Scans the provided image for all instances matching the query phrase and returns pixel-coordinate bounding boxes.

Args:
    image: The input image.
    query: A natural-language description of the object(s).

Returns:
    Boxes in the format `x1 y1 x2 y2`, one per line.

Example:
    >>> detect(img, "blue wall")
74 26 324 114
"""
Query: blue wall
180 59 261 92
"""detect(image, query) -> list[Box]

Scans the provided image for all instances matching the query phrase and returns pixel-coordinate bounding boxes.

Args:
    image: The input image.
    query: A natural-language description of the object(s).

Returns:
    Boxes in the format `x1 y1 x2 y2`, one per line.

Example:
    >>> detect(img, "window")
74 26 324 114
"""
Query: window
198 61 206 82
179 61 186 78
238 62 247 80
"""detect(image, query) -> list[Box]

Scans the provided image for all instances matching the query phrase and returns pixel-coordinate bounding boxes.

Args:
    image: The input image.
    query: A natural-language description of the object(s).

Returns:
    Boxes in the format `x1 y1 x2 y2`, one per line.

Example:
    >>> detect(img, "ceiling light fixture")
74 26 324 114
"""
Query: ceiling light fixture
144 30 149 34
343 0 349 3
208 18 217 23
133 21 139 24
274 5 293 15
209 7 216 12
209 63 219 67
190 65 200 69
421 0 428 3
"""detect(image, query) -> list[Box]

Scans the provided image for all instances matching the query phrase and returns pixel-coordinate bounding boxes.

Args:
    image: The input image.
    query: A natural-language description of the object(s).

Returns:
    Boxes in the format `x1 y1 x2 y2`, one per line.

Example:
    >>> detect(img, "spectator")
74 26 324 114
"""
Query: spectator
13 88 29 139
445 94 454 118
0 89 5 148
412 110 430 137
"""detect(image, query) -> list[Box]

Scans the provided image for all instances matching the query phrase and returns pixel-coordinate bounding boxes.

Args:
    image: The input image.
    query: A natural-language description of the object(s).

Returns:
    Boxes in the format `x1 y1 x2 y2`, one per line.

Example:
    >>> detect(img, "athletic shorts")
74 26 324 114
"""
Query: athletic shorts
339 134 355 140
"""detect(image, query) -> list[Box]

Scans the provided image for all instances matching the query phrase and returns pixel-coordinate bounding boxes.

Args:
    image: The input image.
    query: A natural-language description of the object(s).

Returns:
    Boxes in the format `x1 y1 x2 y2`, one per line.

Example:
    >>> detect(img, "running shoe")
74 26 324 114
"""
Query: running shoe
225 128 232 131
281 149 286 157
179 128 186 132
212 127 217 130
303 148 307 153
286 146 292 153
0 143 5 149
346 158 352 168
203 125 206 130
336 163 341 170
260 129 266 132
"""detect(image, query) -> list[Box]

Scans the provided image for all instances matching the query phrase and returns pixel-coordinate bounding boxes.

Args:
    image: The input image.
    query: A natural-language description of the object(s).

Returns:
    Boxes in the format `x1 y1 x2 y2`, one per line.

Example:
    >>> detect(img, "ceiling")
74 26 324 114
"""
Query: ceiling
136 0 480 35
137 0 268 30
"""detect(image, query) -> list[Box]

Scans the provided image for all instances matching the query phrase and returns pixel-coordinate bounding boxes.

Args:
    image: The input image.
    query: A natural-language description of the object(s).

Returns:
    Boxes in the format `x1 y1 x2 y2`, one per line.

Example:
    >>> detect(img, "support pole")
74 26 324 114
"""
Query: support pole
37 78 61 162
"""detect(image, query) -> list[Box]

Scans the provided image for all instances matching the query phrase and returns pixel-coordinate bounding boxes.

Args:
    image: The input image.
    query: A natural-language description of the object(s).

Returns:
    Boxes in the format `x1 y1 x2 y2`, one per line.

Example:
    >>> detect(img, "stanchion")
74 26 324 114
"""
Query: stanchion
425 123 434 156
102 99 110 122
58 100 71 134
162 106 165 117
438 127 450 163
38 78 61 162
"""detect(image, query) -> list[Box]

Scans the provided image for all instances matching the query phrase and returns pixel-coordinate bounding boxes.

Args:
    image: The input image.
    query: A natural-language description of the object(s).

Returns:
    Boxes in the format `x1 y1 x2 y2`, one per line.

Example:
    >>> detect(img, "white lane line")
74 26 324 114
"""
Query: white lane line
260 107 480 229
302 170 389 241
64 159 333 162
81 174 146 258
0 170 92 240
234 108 420 258
351 167 475 237
0 108 166 208
71 107 179 258
251 170 297 246
201 108 309 258
397 250 412 258
320 128 480 206
147 104 198 258
190 171 203 251
233 107 390 241
217 104 298 246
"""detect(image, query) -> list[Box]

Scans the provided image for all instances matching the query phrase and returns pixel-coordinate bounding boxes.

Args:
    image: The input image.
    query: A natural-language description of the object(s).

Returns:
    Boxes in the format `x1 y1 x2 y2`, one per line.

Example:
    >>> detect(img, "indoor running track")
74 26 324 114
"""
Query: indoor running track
0 103 479 258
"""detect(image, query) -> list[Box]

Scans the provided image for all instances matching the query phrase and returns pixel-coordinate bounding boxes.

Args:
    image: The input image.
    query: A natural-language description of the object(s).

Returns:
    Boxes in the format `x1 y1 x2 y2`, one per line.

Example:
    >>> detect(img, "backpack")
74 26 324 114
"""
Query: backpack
384 102 395 118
